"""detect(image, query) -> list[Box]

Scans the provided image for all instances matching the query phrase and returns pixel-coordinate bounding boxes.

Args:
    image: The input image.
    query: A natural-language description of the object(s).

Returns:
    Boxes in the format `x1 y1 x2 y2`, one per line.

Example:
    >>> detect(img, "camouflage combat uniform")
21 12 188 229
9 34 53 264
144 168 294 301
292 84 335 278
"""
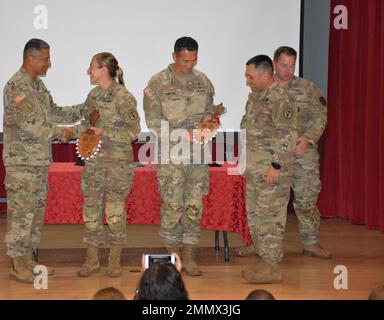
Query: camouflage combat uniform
285 77 327 245
143 64 214 247
72 83 140 246
240 82 298 265
3 68 83 258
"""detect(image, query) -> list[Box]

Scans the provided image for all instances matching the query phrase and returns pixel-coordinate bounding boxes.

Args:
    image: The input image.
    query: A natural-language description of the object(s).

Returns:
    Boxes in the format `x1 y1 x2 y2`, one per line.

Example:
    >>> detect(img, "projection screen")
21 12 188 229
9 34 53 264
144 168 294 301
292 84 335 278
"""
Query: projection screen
0 0 301 132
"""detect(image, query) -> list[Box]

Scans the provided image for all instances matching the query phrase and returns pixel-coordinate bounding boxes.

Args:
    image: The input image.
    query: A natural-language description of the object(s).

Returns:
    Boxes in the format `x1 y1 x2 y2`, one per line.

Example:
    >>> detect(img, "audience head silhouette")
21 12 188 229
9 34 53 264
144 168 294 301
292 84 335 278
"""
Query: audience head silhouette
246 289 275 300
368 285 384 300
93 287 126 300
135 261 189 300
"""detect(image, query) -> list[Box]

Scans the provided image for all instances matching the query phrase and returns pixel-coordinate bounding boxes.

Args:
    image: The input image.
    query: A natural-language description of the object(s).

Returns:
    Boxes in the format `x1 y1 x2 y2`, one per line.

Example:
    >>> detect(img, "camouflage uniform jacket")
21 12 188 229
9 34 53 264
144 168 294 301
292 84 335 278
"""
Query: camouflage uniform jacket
241 81 298 166
285 76 327 145
143 64 215 134
73 83 141 163
3 68 83 166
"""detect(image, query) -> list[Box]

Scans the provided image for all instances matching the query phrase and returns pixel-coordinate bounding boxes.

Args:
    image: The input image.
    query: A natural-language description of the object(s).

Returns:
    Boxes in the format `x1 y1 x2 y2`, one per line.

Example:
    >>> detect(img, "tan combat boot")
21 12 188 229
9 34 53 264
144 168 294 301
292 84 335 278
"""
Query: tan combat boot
77 244 100 277
234 243 258 257
107 244 122 277
10 256 35 284
182 244 202 276
26 249 55 276
242 260 282 284
303 243 332 259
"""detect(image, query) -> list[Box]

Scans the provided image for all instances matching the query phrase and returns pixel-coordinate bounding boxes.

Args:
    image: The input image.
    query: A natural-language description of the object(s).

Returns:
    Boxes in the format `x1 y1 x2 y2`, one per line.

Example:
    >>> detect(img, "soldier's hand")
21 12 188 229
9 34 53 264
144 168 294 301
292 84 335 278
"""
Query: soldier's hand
202 114 213 123
61 127 73 143
266 167 280 184
89 126 103 137
294 136 311 156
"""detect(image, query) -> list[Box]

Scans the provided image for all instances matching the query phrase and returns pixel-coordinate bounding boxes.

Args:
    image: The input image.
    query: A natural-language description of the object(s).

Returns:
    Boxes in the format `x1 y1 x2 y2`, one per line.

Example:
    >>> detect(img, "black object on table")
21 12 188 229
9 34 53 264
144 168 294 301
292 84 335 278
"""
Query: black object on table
75 158 85 166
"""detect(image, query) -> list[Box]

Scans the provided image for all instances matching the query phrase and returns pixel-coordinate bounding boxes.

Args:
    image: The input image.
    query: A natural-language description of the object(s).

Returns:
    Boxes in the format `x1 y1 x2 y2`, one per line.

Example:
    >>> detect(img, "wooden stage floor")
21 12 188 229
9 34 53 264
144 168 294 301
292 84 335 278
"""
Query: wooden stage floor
0 214 383 300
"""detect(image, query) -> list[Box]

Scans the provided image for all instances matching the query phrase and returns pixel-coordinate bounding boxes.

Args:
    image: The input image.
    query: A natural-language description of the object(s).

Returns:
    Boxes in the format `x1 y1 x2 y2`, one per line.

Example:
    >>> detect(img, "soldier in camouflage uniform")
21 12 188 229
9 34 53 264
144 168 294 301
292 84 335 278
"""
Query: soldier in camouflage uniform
273 46 330 259
235 47 331 260
70 52 141 278
240 55 298 284
3 39 83 283
143 37 215 276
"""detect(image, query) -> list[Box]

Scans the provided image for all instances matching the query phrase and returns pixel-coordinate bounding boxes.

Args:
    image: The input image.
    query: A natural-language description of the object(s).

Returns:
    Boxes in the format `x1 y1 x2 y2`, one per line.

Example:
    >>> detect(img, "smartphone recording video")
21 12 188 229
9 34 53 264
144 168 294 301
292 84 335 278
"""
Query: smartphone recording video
144 254 176 269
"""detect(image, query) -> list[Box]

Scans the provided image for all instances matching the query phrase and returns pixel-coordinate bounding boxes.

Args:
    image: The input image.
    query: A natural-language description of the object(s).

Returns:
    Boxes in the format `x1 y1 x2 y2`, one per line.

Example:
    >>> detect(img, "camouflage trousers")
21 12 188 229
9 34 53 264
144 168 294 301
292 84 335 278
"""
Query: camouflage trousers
4 165 49 258
81 161 134 246
292 145 321 245
246 151 293 265
157 164 210 247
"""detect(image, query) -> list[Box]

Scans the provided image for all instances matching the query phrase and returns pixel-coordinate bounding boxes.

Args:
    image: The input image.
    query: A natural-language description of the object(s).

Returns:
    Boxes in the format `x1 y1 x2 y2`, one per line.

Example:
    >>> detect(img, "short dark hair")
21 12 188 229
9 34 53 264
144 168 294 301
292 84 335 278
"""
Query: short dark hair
93 287 126 300
174 37 198 53
246 289 276 300
273 46 297 61
23 38 50 58
135 261 189 300
246 55 274 74
368 285 384 300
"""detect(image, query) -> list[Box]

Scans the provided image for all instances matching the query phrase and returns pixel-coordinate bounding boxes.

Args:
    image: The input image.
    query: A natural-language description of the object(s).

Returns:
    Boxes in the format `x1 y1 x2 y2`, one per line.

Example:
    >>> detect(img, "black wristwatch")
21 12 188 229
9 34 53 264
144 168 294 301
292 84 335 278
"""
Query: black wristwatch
271 162 281 170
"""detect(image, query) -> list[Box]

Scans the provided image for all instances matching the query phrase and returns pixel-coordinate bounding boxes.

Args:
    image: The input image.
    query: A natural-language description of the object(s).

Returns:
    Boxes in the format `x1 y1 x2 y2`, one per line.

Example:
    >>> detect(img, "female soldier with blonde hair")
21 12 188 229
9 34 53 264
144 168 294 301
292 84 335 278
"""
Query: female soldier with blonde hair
72 52 141 277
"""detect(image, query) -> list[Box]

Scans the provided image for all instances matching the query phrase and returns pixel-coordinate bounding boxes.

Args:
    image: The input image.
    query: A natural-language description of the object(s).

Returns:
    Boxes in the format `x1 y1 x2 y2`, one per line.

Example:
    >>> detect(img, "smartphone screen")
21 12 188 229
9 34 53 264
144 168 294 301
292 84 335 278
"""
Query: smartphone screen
144 254 176 269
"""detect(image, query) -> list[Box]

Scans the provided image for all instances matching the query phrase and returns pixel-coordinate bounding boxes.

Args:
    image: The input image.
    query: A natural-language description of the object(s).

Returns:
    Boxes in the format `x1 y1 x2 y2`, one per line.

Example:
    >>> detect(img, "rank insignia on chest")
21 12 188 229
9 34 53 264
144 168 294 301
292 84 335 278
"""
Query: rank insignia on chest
284 109 293 119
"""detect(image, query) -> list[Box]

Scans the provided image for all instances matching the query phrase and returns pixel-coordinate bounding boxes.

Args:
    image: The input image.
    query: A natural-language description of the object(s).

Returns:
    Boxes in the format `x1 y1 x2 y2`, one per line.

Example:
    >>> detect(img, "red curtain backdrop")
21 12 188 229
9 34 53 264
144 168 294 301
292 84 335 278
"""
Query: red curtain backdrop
318 0 384 232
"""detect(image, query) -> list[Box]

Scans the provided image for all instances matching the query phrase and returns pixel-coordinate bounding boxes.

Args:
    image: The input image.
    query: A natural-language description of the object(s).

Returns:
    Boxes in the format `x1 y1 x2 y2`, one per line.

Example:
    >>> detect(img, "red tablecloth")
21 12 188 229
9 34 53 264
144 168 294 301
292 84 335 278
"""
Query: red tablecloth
45 163 251 244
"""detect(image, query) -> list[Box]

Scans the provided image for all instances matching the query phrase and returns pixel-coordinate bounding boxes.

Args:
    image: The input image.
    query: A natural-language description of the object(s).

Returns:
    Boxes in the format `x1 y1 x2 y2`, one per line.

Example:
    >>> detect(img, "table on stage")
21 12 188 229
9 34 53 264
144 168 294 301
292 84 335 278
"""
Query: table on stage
45 162 251 259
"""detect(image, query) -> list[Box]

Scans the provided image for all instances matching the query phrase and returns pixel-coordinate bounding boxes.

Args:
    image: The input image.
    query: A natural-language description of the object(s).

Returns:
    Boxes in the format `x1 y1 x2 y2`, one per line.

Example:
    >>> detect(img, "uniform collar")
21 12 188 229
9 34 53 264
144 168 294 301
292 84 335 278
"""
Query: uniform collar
286 76 299 88
248 90 260 100
259 81 279 101
94 82 117 102
19 67 42 91
166 64 198 84
98 81 118 93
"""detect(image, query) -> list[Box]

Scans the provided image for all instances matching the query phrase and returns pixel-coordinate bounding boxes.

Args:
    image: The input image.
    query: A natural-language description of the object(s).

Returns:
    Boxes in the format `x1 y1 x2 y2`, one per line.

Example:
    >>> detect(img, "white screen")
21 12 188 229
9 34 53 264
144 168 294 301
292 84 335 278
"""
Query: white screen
0 0 301 132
